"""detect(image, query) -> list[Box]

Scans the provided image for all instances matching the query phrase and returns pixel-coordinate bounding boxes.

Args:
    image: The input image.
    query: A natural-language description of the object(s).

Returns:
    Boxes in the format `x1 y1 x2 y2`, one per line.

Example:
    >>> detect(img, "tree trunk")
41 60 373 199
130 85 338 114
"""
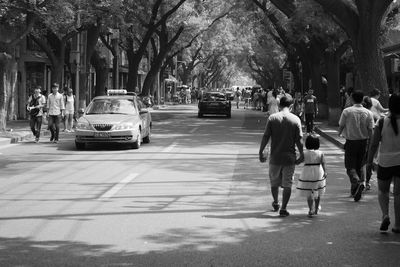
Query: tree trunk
94 65 108 97
91 50 109 97
126 49 141 92
0 53 17 131
308 46 328 119
353 29 388 104
142 54 165 96
112 39 119 88
288 55 300 92
80 25 100 110
313 0 391 105
50 59 64 87
325 51 341 125
181 66 191 85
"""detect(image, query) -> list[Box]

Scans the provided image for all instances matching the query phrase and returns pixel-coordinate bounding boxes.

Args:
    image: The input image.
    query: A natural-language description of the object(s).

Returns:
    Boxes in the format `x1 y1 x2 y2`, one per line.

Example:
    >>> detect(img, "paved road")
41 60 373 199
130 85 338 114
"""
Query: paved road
0 105 399 266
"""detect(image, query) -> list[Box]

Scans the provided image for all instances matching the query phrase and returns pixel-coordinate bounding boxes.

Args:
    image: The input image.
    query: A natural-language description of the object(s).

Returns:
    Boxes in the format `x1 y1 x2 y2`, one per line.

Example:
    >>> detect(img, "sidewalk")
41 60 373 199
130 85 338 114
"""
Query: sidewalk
0 120 50 147
314 121 345 149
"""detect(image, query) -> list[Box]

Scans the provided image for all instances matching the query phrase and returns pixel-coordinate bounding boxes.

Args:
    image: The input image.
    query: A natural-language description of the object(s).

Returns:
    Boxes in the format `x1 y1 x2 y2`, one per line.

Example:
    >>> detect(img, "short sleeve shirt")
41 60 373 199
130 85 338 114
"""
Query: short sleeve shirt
47 92 65 116
370 97 385 120
338 104 374 140
303 95 317 114
28 94 46 117
264 110 303 165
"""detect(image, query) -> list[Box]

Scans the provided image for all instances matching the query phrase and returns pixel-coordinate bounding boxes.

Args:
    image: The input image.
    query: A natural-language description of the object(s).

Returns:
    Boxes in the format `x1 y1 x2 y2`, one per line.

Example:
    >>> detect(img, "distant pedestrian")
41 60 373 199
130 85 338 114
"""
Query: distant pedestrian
64 88 75 132
303 89 318 133
338 90 374 202
259 95 304 217
292 91 303 120
296 135 327 218
267 89 279 116
234 87 241 109
367 93 400 233
243 89 251 109
343 87 354 109
362 96 374 190
27 86 46 143
370 88 388 121
46 83 65 143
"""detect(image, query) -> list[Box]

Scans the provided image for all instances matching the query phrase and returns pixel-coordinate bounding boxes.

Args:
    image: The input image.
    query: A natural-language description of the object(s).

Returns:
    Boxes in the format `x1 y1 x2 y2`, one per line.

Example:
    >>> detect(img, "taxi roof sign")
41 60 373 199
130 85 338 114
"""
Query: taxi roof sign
107 89 127 95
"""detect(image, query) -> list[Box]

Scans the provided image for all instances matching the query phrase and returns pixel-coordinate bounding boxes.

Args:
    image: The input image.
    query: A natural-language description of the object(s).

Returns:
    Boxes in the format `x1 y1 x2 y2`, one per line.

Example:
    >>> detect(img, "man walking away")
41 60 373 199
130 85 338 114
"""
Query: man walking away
27 86 46 143
339 90 374 202
46 83 65 143
259 95 304 217
303 89 318 133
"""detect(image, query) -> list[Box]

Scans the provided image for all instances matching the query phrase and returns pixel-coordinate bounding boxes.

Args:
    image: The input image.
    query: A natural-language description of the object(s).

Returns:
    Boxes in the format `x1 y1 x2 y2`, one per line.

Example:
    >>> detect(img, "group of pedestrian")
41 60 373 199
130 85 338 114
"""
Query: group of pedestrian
27 83 75 143
258 86 400 233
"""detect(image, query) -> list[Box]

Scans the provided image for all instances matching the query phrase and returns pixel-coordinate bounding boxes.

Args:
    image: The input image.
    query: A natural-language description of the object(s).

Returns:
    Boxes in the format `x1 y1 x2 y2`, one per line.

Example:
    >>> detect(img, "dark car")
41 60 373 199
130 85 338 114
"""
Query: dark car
225 90 235 101
198 92 231 118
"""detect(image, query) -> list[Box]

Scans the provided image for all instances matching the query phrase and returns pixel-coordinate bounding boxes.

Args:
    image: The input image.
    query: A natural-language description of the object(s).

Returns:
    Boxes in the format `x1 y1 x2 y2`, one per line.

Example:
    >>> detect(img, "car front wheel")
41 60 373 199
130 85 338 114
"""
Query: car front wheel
132 130 141 149
143 128 151 143
75 141 86 150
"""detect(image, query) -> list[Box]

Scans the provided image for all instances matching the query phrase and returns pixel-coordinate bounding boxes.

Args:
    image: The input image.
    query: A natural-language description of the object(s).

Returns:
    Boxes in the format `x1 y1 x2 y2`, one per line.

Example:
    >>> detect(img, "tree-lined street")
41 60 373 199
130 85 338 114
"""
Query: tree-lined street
2 0 400 265
0 106 399 266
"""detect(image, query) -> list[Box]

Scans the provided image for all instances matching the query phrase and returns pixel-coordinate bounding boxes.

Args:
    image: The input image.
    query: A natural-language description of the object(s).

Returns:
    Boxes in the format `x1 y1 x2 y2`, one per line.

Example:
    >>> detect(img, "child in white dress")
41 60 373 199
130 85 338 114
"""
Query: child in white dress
297 135 327 217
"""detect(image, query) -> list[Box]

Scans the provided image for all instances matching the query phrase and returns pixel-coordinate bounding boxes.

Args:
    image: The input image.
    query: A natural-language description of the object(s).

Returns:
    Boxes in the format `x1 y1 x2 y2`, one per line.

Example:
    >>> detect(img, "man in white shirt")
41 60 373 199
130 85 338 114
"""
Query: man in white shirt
45 83 65 143
339 90 374 202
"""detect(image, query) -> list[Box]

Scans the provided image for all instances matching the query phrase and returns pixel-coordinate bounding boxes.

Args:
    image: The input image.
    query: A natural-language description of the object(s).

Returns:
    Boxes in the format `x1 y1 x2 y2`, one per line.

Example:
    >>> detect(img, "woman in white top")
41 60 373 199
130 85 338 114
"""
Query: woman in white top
368 93 400 233
370 88 388 121
64 88 75 132
267 89 279 116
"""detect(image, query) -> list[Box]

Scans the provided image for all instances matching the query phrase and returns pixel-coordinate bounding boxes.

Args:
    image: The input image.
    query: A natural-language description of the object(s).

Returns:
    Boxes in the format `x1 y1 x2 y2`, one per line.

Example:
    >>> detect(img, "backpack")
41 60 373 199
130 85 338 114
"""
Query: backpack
28 95 40 117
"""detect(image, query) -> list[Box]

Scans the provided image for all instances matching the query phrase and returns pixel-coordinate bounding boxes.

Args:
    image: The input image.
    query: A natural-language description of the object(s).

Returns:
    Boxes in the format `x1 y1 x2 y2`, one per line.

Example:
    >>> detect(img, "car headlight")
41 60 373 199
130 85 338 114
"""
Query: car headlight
76 121 92 130
112 122 135 130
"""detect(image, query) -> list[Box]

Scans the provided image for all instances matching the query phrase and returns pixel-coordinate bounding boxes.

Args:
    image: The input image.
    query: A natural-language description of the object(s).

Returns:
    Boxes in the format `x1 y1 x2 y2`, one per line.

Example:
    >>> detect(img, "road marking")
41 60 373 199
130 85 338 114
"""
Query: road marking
162 142 177 153
189 127 198 134
99 173 138 200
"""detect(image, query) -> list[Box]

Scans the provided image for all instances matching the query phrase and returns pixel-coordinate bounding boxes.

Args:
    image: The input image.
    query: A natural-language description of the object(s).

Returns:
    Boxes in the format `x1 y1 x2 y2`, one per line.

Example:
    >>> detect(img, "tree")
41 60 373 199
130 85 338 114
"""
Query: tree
119 0 187 92
287 0 351 123
0 0 41 130
29 0 82 86
312 0 396 101
155 0 232 93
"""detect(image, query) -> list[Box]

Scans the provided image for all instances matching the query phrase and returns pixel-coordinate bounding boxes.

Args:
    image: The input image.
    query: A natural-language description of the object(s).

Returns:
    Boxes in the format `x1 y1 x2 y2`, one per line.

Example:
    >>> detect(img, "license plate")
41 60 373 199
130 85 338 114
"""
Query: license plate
94 132 110 138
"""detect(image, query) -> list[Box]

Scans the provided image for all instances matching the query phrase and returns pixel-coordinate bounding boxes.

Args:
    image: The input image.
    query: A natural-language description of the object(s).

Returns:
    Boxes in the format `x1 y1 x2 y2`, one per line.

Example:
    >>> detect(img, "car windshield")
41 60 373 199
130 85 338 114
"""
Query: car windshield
204 93 226 101
86 99 138 115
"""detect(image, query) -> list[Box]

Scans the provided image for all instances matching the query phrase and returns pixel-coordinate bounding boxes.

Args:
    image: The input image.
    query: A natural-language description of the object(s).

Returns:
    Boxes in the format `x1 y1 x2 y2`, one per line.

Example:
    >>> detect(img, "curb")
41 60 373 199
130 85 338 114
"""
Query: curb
0 130 50 145
314 127 344 150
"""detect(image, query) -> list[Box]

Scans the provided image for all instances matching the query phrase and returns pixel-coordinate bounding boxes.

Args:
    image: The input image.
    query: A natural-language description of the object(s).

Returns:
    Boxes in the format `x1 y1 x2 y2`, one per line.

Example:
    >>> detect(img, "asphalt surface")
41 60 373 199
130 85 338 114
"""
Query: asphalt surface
0 104 399 267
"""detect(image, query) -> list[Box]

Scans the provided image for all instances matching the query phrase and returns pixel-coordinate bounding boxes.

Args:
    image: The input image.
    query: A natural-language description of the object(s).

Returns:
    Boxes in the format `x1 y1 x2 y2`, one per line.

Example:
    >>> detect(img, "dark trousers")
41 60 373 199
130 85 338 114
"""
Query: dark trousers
48 115 61 141
305 113 315 133
344 139 368 193
30 116 42 139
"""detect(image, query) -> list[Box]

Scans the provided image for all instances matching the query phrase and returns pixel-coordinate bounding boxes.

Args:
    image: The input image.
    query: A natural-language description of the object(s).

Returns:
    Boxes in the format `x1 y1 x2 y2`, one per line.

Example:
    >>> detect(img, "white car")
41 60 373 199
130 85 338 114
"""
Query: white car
75 91 152 150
